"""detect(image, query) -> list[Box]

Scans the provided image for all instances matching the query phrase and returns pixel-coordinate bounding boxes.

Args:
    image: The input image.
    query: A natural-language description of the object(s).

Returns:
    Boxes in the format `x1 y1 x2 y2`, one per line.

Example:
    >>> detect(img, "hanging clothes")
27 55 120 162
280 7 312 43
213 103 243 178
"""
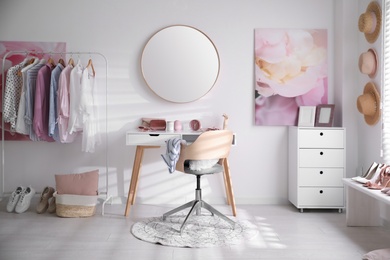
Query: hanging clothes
48 63 64 142
33 61 55 142
3 59 27 132
80 64 100 153
67 60 84 134
15 57 39 135
25 59 46 141
57 63 77 143
2 52 103 153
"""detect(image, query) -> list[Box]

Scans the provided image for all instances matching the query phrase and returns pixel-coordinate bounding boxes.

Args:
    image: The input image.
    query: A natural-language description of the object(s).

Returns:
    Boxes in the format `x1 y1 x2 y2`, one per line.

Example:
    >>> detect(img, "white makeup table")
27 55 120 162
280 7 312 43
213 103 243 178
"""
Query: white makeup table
124 130 237 217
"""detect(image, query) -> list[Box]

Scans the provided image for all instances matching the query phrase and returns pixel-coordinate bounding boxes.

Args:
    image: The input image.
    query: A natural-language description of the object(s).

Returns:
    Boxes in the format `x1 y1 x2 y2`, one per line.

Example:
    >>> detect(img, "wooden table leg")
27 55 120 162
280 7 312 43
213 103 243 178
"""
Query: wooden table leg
223 158 236 216
124 145 160 217
221 159 232 206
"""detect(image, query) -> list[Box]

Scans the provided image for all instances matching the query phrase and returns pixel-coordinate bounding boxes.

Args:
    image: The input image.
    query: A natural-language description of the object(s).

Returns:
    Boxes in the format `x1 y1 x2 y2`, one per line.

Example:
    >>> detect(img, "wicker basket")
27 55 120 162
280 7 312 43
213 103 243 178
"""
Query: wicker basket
54 192 98 218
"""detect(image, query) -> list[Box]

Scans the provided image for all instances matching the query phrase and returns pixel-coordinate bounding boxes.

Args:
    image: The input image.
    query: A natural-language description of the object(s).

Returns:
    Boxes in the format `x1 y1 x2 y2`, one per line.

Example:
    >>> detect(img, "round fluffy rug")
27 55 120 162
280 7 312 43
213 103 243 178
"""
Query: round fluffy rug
131 214 259 248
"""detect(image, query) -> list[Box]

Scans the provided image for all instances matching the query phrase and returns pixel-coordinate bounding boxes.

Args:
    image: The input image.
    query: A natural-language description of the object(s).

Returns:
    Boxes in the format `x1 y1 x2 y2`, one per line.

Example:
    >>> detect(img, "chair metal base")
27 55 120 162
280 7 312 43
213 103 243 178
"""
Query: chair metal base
163 188 235 234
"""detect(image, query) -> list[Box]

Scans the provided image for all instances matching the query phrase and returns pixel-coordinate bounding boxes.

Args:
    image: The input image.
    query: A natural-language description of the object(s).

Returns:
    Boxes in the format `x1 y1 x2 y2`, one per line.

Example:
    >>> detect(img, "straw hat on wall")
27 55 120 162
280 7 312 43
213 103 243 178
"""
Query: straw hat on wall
357 82 381 125
359 48 378 78
358 1 382 43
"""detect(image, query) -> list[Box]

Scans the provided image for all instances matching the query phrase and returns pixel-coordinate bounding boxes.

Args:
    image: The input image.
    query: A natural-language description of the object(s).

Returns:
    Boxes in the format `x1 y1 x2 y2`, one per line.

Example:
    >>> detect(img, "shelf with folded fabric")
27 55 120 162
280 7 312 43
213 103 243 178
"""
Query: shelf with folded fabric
343 178 390 226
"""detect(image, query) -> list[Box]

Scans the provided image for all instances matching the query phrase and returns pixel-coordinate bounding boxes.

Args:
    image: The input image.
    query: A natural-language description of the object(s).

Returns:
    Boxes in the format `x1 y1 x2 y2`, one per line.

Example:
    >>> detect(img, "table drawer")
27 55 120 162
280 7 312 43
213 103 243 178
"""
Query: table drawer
298 187 344 206
299 149 344 167
126 133 181 146
298 129 344 148
299 168 344 187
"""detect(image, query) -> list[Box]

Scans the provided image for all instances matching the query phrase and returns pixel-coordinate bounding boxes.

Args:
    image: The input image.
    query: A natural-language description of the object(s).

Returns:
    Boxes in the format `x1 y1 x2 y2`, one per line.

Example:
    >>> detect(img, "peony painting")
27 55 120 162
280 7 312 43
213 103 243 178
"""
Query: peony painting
254 29 328 126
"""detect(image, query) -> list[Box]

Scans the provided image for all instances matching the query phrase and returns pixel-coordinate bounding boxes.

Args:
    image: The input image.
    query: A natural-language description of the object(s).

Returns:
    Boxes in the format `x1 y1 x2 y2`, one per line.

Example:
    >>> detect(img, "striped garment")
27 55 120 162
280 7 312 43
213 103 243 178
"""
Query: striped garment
161 138 183 173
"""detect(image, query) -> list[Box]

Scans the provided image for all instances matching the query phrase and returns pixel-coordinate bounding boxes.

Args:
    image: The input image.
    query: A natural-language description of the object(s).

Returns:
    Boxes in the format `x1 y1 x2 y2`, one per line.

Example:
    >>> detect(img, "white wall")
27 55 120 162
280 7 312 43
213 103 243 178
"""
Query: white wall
335 0 360 179
0 0 356 206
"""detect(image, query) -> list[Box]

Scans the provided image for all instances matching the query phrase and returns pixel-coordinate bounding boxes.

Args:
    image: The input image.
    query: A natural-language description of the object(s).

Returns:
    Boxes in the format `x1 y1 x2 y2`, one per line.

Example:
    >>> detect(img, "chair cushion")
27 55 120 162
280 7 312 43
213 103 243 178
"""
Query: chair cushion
184 163 223 175
188 159 219 171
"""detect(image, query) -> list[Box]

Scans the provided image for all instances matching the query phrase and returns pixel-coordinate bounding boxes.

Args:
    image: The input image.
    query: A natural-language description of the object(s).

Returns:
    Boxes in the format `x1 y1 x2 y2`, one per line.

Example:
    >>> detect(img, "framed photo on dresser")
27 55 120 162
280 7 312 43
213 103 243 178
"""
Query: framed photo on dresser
297 106 316 127
315 104 335 127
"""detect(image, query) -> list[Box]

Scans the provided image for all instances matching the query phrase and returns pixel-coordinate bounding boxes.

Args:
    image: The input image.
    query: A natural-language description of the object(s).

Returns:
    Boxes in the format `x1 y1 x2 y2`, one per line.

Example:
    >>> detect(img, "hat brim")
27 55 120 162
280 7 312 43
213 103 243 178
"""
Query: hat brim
364 1 382 43
363 82 381 125
368 48 378 78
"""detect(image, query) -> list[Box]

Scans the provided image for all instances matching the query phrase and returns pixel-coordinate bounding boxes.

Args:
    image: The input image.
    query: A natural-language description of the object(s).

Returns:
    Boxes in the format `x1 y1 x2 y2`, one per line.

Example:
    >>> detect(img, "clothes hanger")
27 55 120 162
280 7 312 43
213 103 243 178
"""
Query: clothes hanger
58 54 65 66
17 52 32 76
19 58 36 76
86 58 95 76
68 57 75 66
47 56 55 66
58 58 65 66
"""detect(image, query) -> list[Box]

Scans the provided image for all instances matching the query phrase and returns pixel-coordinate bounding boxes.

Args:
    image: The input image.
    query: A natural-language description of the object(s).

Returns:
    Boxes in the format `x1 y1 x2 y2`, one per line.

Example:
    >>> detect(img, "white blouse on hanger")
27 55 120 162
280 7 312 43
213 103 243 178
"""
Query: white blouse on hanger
68 60 84 134
80 65 100 153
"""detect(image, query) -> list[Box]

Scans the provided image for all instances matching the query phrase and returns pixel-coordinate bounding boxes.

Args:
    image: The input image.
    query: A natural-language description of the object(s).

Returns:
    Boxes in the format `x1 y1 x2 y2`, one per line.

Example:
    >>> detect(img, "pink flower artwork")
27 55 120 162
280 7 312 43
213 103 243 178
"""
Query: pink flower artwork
0 41 66 140
254 29 328 126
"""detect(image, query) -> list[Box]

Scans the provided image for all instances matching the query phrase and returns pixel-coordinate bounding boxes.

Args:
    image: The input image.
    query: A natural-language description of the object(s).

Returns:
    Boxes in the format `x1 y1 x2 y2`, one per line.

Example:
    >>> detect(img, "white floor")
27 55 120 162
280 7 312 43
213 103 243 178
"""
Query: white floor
0 199 389 260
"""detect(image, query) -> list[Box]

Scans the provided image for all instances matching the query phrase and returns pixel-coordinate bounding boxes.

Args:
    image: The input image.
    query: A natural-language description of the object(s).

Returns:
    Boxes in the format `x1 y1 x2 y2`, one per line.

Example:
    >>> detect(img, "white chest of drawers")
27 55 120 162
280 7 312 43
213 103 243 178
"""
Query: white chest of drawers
288 127 346 212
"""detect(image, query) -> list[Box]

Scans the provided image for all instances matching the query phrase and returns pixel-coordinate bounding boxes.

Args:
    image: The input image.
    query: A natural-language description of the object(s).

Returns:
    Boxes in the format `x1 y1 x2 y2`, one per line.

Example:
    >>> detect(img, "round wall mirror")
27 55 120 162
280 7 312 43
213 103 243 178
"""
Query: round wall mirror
141 25 220 103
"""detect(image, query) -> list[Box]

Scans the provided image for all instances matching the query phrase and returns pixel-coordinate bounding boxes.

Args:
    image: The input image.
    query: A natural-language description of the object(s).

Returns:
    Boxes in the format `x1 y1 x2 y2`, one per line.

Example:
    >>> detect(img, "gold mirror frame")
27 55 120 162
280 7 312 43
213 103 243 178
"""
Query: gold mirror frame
141 25 220 103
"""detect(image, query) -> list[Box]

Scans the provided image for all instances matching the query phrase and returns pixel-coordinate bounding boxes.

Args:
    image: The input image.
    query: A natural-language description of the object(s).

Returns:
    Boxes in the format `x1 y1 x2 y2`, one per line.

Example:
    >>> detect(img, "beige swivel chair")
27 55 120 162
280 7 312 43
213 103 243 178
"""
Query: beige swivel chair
163 130 236 233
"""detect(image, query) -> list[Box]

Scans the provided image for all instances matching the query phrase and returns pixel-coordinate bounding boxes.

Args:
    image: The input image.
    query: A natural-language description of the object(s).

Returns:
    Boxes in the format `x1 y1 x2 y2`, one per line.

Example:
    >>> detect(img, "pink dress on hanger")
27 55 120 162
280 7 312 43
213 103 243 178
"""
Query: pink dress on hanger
57 64 77 143
33 62 55 142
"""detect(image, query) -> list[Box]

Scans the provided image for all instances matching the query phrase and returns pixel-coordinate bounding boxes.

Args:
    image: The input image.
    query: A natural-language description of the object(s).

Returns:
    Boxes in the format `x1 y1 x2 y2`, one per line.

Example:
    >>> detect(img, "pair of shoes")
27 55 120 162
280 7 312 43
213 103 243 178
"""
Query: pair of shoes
7 186 35 213
363 164 387 186
36 186 55 214
365 165 390 189
6 186 24 212
381 185 390 194
47 197 56 214
368 166 390 190
352 162 379 183
381 188 390 196
354 163 384 184
380 168 390 193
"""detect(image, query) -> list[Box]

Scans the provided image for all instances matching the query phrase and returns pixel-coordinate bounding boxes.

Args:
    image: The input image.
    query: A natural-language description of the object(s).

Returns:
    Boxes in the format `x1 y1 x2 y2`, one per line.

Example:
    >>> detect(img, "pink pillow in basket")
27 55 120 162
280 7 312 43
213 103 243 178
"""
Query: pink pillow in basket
55 170 99 195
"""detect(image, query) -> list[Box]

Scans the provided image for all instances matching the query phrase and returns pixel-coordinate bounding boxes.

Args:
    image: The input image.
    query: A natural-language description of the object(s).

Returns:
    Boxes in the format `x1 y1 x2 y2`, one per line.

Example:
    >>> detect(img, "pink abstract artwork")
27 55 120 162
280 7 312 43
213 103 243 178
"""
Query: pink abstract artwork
254 29 328 126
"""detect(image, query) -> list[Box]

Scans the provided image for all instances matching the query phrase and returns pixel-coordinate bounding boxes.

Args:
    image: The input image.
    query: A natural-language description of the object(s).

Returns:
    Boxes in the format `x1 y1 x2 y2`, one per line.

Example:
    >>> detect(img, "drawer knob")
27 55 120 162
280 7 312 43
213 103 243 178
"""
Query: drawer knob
320 171 323 174
320 132 324 136
319 190 323 194
320 151 323 155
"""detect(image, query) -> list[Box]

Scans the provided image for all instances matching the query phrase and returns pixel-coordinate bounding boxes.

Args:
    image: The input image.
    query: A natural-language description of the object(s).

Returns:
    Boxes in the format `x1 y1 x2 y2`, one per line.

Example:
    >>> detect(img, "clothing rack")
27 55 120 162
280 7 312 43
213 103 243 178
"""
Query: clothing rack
1 51 111 215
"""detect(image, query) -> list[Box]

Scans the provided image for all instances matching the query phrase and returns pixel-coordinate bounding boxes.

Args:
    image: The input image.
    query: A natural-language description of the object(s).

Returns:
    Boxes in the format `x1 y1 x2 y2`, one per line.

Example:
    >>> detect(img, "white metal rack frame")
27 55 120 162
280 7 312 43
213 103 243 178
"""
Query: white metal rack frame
1 51 111 215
